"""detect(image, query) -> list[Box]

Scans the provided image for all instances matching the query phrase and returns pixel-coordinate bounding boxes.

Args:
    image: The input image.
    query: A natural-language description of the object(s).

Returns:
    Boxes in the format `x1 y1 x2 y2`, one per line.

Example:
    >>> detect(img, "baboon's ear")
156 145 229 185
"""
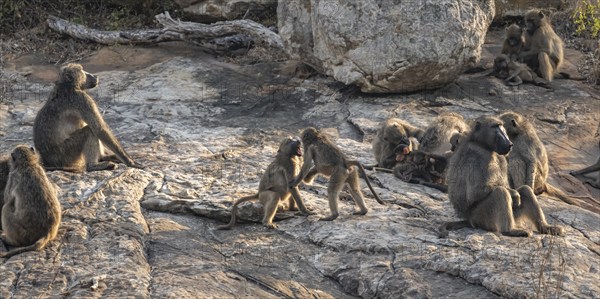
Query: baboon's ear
511 119 518 127
474 121 481 131
63 70 75 83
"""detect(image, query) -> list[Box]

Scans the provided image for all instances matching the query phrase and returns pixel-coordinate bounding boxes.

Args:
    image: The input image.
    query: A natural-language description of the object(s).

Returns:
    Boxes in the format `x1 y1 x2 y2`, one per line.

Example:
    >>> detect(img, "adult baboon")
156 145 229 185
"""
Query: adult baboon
392 149 448 192
371 118 424 169
520 9 563 81
502 24 524 60
419 112 469 156
0 156 8 229
439 116 564 238
218 137 312 230
290 127 385 221
494 54 551 88
33 63 143 173
1 146 61 258
499 111 577 205
571 140 600 189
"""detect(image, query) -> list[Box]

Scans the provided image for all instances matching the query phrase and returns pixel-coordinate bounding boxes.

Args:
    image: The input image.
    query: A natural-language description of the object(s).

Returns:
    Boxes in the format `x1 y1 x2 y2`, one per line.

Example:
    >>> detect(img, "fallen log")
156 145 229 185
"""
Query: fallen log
46 11 285 55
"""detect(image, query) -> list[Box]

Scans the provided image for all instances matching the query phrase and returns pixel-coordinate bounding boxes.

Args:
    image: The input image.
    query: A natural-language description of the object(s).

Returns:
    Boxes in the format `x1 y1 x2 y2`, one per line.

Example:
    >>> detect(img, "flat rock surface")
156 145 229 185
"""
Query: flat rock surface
0 31 599 298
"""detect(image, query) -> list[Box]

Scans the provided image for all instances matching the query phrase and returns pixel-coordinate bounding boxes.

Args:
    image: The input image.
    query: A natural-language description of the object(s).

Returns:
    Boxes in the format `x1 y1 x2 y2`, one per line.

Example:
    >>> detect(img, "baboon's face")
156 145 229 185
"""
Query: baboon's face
279 137 303 157
301 128 320 145
60 64 98 90
506 24 522 46
499 113 522 137
450 132 466 152
473 117 513 155
524 11 543 34
494 55 510 71
393 137 413 162
383 124 408 145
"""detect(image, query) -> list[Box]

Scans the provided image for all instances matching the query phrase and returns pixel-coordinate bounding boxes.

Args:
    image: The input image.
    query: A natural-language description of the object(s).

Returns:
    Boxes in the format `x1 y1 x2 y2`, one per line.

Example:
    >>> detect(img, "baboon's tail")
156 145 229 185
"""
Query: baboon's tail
544 184 579 206
348 160 386 205
216 194 259 230
0 235 51 259
437 220 471 238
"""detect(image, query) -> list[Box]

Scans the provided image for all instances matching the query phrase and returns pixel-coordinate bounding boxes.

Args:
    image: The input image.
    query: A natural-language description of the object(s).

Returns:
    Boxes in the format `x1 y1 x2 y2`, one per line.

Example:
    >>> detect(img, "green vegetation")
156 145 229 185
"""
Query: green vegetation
572 0 600 38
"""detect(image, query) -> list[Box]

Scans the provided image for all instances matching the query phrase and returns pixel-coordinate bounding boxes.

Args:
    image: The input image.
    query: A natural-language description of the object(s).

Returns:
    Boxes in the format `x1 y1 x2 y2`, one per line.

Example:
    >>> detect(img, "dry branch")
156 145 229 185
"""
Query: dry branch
46 12 285 55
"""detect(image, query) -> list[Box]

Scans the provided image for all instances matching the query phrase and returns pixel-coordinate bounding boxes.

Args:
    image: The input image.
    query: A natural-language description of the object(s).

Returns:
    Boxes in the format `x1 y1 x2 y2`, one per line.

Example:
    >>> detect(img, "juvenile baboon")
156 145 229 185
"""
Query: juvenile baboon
449 131 468 152
290 127 385 221
33 63 143 173
494 54 550 88
371 118 424 169
419 112 469 156
0 156 8 229
520 10 564 81
392 149 448 192
499 111 577 205
570 140 600 189
439 116 564 238
218 137 312 230
502 24 524 60
1 146 61 258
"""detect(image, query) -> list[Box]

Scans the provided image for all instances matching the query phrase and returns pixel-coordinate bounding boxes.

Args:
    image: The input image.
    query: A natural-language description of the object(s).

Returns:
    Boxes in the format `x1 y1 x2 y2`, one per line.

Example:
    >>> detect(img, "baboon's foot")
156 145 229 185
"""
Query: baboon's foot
319 214 339 221
540 225 564 236
100 154 122 163
87 161 116 172
264 223 278 229
502 229 532 237
353 209 368 216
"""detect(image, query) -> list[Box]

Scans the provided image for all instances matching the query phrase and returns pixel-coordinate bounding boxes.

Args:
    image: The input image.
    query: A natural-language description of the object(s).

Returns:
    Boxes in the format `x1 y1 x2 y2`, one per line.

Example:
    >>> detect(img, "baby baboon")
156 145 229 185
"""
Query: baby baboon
502 24 524 60
494 54 550 88
520 9 563 81
218 137 312 230
570 140 600 189
0 156 8 229
1 146 61 258
499 111 577 205
419 112 469 156
33 63 143 173
290 127 385 221
440 115 564 238
392 149 448 192
371 118 424 169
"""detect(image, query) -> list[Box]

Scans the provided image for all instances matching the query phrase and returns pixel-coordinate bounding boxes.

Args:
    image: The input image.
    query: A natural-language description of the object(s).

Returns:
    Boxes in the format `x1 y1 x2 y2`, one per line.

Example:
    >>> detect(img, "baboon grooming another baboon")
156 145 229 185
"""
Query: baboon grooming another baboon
1 146 61 258
218 137 312 230
290 127 385 221
494 54 551 88
502 24 524 60
0 156 9 229
439 116 564 238
392 149 448 192
33 63 143 172
371 118 424 169
571 140 600 189
499 112 577 205
419 112 469 156
520 9 564 82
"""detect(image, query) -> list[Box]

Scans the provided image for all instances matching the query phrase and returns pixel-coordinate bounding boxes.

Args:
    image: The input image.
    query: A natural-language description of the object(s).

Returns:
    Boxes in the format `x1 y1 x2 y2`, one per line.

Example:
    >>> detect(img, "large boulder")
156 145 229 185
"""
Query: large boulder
277 0 495 93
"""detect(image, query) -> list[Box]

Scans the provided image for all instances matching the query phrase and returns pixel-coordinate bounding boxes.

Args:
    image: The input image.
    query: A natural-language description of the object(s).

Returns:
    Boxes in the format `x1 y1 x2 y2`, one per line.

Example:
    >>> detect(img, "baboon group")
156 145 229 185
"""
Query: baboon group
0 9 598 259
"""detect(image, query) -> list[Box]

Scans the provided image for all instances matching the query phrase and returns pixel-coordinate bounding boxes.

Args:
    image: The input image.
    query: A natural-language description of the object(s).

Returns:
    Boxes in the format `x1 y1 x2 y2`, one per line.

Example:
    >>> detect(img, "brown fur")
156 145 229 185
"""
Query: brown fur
520 10 564 81
499 112 578 205
291 127 385 221
371 118 424 169
571 140 600 188
217 137 312 230
502 24 524 60
33 63 143 172
1 146 61 258
419 112 469 156
0 156 9 230
439 116 564 238
392 150 448 192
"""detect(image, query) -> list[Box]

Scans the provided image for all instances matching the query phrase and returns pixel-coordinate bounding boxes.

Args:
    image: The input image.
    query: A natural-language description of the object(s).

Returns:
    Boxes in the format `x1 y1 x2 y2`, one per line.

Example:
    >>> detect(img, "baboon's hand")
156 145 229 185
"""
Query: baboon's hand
509 189 521 208
127 161 146 169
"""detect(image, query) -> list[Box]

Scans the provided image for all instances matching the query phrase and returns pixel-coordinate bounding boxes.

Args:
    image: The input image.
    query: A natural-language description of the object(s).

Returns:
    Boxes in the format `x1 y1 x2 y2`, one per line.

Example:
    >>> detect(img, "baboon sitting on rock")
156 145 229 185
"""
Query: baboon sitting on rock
439 116 564 238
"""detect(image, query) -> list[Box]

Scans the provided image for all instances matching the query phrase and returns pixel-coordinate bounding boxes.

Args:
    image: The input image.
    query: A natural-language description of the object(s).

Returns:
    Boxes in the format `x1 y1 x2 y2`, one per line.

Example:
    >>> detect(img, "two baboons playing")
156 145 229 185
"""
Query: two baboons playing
0 63 143 258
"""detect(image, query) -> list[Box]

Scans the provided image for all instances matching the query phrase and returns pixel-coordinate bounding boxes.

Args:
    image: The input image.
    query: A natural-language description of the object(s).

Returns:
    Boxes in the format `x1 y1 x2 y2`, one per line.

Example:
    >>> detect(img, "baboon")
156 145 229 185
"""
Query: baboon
33 63 143 173
439 115 564 238
499 111 578 205
1 146 61 258
502 24 524 60
218 137 312 230
570 140 600 189
450 131 468 152
0 156 8 229
290 127 385 221
392 149 448 192
419 112 469 156
520 10 563 81
371 118 424 169
494 54 551 88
